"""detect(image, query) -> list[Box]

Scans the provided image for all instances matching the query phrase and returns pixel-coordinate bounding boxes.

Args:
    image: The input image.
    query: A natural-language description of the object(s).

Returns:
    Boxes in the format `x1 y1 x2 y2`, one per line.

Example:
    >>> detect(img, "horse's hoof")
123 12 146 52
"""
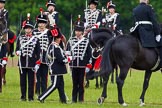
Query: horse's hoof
139 99 145 107
97 97 104 105
121 102 128 107
139 102 145 107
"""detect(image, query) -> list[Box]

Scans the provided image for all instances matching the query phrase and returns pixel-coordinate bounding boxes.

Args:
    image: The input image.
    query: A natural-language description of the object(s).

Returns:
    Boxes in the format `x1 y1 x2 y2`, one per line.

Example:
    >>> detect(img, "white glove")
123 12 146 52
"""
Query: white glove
2 60 7 65
85 67 90 73
34 65 39 72
156 35 161 42
65 51 71 56
84 23 88 28
16 50 21 56
102 18 106 23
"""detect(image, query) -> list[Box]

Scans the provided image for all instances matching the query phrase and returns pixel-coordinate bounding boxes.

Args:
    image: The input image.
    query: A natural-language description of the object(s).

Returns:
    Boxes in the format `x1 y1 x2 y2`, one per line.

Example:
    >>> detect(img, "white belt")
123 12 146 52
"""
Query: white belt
130 21 153 32
135 21 152 25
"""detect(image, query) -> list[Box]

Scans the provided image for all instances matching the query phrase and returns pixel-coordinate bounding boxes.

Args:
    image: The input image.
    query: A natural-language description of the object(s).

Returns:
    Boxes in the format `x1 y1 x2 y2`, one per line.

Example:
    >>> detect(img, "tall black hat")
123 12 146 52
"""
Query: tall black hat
89 0 99 5
46 0 56 7
0 0 5 3
74 15 84 31
22 13 34 29
37 8 48 23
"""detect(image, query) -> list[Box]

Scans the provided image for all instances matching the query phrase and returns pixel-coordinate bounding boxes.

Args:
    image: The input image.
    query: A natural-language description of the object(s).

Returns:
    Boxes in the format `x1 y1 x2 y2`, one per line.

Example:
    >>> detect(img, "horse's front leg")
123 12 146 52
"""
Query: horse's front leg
139 70 152 106
97 73 109 105
95 76 99 88
117 67 129 106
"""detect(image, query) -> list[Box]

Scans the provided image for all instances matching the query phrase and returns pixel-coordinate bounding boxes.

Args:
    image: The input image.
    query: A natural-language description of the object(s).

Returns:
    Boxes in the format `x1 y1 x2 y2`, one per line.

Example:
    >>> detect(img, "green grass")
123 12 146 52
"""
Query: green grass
1 58 162 108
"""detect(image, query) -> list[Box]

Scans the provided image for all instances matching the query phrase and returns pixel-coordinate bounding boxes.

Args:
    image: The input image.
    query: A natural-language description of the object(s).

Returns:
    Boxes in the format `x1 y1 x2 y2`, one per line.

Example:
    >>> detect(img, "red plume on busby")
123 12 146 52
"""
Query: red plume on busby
74 15 84 31
37 8 48 24
22 13 34 29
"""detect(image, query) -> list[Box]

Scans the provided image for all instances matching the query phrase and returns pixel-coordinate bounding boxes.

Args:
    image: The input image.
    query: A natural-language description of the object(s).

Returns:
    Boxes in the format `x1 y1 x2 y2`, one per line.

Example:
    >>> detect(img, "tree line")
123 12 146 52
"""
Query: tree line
5 0 162 38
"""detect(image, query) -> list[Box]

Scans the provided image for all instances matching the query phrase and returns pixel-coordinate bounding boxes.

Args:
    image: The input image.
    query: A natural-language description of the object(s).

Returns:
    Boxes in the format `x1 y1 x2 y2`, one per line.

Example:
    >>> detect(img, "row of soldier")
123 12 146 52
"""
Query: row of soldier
0 0 123 104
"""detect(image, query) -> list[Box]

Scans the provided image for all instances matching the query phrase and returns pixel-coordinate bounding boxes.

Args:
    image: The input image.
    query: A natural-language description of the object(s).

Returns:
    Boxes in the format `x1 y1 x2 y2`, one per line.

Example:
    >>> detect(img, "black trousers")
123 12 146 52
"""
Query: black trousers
20 68 34 100
36 64 48 95
39 75 66 103
72 68 85 102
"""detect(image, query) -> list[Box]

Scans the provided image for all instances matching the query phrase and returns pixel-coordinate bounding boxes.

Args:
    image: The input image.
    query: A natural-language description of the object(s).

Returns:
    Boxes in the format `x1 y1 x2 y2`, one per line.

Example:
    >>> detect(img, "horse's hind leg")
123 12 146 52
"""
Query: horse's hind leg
0 66 2 93
2 65 6 85
116 67 129 106
139 70 152 106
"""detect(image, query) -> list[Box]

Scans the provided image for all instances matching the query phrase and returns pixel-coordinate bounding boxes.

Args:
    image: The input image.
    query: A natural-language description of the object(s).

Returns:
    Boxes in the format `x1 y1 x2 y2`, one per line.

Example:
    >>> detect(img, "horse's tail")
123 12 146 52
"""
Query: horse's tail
100 38 115 75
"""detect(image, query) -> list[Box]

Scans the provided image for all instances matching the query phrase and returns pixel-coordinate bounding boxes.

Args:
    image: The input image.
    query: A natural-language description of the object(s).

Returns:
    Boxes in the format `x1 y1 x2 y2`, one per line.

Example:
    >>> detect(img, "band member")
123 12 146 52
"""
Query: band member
45 0 59 27
66 19 92 103
15 13 41 101
102 1 123 36
38 27 68 103
33 11 49 96
0 0 8 26
83 0 102 31
45 0 66 49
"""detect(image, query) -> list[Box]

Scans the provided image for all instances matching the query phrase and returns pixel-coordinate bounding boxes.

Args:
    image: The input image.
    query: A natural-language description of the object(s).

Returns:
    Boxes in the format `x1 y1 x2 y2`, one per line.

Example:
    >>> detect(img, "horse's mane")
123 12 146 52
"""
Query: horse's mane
91 28 113 35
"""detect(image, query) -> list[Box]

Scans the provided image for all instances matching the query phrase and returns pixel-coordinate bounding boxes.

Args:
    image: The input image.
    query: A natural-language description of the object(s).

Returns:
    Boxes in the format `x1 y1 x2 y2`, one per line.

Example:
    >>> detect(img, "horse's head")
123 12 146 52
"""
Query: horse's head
89 28 114 57
89 28 114 49
0 10 8 44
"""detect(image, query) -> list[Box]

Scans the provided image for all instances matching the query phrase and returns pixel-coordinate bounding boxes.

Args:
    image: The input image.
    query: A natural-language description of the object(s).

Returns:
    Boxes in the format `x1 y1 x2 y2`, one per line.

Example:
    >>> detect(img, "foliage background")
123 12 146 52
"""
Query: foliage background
5 0 162 38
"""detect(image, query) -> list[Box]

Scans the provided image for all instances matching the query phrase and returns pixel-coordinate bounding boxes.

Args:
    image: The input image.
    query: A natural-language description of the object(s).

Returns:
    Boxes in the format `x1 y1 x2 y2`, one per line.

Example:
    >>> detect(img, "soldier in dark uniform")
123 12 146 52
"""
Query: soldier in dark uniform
45 0 59 26
15 14 41 101
33 13 49 97
38 27 68 103
0 0 16 57
83 0 102 31
66 20 92 103
0 0 16 85
102 1 123 36
131 0 162 65
45 0 66 49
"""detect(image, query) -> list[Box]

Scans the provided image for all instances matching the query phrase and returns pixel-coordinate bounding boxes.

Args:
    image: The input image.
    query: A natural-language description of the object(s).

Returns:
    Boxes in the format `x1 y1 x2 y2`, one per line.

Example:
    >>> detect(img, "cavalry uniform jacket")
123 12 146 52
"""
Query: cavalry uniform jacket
33 28 50 64
83 9 102 28
103 12 121 31
16 35 40 68
132 3 161 47
0 8 9 27
66 37 92 68
47 11 59 26
47 42 67 75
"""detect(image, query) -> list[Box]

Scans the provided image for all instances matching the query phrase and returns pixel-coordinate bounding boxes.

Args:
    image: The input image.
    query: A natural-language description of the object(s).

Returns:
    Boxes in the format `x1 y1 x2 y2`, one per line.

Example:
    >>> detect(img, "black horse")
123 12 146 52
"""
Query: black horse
91 28 161 106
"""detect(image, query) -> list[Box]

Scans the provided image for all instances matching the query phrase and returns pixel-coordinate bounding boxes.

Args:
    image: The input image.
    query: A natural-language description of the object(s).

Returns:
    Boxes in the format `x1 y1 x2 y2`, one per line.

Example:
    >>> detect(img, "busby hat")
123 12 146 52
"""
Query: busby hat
89 0 99 5
46 0 56 7
0 0 5 3
107 1 116 9
37 14 48 23
74 15 84 31
22 13 34 29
